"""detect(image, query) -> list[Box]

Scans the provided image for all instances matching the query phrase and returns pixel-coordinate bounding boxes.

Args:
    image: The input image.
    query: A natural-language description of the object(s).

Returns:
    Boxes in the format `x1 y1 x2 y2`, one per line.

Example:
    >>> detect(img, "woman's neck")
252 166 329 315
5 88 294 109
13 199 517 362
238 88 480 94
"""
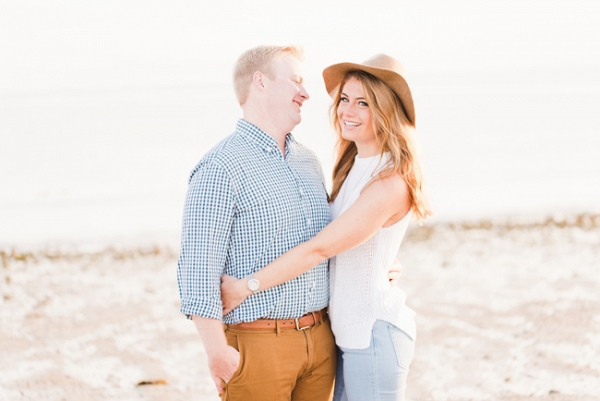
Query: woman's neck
355 141 382 158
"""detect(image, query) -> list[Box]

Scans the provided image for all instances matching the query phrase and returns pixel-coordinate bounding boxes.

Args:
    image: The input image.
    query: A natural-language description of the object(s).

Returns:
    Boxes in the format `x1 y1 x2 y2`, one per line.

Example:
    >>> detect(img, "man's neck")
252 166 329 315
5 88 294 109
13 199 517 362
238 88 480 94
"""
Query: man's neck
242 111 288 157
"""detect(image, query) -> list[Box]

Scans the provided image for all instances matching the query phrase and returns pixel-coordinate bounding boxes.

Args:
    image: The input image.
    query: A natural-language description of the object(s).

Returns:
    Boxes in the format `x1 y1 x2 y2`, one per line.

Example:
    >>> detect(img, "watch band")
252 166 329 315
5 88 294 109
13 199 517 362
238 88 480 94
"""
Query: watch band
247 274 260 294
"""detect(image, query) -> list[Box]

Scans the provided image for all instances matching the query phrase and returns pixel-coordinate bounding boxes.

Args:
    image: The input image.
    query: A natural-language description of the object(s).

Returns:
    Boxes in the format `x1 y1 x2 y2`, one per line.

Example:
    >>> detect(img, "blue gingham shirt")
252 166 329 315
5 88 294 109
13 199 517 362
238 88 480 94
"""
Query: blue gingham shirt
177 119 331 324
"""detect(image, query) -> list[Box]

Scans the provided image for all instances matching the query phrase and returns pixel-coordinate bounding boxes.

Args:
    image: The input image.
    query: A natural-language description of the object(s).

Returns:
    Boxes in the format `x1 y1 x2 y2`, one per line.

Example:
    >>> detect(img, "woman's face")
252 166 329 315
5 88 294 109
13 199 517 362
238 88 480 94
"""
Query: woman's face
337 76 380 156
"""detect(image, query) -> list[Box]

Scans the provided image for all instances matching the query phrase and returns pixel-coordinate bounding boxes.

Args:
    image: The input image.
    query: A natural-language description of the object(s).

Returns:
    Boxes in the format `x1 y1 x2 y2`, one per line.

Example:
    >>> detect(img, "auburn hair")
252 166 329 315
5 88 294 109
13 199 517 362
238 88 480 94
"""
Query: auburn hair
329 70 432 222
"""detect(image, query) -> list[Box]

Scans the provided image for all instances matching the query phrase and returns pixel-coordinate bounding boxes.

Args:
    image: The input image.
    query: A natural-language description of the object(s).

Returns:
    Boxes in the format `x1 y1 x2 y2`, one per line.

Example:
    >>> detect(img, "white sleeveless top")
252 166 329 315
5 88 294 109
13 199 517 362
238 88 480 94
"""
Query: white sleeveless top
329 153 416 349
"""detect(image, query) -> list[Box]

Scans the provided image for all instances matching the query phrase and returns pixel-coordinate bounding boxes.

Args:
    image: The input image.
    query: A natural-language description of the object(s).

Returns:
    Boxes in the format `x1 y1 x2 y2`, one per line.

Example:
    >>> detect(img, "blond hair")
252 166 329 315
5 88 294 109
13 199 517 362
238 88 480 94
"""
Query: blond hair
329 71 432 222
233 45 303 106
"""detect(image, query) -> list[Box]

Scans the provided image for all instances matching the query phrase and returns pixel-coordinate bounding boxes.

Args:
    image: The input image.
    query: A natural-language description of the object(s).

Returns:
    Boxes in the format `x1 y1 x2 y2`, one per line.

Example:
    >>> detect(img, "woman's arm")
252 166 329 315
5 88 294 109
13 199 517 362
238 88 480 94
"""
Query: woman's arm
221 172 411 315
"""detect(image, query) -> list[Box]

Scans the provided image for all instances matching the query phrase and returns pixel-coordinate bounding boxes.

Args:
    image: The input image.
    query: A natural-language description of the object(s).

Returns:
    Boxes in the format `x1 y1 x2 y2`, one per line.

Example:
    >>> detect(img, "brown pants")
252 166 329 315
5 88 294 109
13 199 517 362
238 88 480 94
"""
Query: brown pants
221 319 336 401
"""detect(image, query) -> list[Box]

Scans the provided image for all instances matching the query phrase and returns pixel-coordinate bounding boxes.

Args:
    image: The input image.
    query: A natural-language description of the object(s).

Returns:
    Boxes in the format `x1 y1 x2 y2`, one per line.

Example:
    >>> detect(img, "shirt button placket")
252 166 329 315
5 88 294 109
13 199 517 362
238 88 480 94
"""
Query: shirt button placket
303 186 313 236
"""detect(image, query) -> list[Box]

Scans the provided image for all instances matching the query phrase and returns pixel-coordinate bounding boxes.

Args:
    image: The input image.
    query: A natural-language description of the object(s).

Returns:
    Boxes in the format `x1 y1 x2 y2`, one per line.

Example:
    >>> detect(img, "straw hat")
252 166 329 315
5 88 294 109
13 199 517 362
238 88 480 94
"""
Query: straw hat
322 53 416 127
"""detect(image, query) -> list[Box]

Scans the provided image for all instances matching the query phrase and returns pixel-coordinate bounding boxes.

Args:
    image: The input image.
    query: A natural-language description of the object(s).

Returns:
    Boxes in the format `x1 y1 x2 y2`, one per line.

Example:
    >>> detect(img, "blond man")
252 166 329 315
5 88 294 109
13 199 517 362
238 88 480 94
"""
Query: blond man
177 45 336 401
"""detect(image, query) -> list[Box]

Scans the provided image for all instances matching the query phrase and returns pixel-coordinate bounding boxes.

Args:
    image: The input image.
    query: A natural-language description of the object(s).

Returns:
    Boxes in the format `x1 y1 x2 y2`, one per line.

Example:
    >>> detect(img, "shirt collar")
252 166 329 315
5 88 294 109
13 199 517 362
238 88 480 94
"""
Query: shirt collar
236 119 295 155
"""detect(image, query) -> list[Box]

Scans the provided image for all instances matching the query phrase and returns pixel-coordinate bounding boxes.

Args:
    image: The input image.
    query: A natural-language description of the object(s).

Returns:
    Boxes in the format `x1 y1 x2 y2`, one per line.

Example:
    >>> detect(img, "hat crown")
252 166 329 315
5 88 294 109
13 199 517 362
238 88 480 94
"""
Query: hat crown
362 53 406 76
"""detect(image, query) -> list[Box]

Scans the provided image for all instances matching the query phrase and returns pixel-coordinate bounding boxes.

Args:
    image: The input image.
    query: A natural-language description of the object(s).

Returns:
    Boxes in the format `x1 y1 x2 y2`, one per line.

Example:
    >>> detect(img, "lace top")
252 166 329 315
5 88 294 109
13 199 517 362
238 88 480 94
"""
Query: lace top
329 153 415 349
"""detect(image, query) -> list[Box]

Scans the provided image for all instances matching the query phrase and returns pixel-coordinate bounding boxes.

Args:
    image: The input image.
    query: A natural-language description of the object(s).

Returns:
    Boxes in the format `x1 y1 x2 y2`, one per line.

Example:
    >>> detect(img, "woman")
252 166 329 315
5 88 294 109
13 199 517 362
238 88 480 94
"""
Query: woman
221 54 431 400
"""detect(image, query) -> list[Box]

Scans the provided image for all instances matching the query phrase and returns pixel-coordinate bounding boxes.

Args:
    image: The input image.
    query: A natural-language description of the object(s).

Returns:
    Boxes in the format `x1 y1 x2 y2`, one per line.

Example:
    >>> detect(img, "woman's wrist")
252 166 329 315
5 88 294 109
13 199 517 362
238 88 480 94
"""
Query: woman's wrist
240 277 254 297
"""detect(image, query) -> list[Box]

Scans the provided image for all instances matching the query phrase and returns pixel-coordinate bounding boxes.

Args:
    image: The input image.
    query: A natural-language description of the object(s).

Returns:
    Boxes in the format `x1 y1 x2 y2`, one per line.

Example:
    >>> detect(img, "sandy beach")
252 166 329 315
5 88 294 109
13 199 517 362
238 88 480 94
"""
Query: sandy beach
1 212 599 401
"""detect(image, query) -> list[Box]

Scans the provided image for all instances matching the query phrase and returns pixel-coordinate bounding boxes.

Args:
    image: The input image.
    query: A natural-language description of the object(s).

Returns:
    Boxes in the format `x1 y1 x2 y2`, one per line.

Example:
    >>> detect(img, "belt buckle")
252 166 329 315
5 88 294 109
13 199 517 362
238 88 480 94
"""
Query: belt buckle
295 317 310 331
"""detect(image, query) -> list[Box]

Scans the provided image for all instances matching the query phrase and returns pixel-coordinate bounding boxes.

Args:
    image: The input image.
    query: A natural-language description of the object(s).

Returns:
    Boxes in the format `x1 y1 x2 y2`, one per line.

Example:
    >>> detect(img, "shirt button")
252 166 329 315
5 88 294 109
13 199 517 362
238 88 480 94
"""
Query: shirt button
306 219 311 226
299 188 304 195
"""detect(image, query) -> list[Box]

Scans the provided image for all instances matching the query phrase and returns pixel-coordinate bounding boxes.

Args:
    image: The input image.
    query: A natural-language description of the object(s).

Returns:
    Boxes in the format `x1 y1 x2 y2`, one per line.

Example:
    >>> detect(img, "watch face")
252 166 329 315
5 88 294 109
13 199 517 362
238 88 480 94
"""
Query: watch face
248 279 260 291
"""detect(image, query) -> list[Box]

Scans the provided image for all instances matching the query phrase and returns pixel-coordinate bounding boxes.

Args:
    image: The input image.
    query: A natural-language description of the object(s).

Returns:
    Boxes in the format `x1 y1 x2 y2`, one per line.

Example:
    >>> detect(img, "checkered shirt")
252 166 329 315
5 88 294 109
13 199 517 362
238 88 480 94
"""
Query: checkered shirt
177 119 331 324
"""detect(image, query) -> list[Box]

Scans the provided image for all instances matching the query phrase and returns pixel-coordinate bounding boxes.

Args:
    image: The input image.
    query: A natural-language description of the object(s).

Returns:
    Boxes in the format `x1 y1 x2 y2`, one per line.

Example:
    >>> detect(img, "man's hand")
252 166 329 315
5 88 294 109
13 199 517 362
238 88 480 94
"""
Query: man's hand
388 259 403 286
207 345 240 394
192 316 240 394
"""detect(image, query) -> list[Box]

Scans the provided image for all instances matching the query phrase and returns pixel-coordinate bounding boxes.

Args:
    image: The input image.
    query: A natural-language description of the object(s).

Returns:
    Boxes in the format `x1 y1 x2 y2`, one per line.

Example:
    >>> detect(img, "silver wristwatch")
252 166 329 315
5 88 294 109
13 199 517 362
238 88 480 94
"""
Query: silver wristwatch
247 274 260 294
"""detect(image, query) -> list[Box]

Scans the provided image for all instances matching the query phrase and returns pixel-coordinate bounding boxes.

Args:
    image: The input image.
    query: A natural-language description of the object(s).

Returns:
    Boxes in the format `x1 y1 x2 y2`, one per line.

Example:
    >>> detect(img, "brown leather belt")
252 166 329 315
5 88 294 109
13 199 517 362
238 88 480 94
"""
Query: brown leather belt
226 308 328 331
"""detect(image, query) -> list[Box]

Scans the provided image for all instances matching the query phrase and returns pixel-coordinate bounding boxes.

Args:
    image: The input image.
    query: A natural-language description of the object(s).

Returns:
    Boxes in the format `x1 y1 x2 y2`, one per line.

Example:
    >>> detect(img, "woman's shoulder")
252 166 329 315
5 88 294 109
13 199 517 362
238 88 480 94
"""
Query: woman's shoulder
367 171 411 224
371 169 409 196
358 169 409 208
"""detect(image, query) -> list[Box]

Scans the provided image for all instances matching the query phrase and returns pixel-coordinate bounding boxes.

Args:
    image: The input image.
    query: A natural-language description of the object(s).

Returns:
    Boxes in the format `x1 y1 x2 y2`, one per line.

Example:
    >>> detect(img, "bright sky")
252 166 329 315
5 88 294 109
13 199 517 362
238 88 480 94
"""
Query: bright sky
1 1 599 244
1 0 598 93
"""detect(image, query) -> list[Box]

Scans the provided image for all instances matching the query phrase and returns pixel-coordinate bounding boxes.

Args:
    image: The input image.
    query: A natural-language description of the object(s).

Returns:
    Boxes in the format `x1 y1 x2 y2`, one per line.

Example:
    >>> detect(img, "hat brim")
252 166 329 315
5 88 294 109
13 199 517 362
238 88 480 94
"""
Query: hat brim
322 62 416 127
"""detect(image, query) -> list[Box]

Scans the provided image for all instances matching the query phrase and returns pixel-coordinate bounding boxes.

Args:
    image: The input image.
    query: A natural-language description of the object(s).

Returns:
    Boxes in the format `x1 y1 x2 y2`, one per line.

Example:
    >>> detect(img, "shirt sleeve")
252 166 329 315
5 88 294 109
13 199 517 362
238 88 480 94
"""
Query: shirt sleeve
177 159 235 320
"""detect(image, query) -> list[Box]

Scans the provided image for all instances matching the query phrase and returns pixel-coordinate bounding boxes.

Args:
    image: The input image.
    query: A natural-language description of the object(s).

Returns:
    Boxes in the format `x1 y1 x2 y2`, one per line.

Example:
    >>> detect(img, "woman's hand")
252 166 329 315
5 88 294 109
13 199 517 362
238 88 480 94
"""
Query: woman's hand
221 275 251 316
388 258 403 287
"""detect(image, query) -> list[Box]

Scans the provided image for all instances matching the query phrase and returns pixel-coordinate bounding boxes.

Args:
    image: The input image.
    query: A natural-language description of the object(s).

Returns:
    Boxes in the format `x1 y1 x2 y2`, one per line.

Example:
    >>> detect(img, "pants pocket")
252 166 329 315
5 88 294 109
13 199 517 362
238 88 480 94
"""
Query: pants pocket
387 324 415 369
224 331 244 388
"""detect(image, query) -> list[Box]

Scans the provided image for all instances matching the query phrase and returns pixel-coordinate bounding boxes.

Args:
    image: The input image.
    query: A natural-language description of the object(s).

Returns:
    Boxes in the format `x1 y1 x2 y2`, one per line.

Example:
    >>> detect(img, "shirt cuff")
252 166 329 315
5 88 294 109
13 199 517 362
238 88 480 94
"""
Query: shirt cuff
180 299 223 321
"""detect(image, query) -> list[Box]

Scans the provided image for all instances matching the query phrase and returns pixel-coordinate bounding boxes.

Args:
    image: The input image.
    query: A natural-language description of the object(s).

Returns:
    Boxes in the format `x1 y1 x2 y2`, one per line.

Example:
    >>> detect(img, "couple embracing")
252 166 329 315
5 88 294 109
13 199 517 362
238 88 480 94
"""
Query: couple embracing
177 44 431 401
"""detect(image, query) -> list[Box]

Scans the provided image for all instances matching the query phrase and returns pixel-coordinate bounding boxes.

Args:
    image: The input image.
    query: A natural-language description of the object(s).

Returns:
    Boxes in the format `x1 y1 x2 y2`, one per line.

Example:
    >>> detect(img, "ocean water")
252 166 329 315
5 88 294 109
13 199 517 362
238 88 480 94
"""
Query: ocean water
2 69 599 246
2 1 599 246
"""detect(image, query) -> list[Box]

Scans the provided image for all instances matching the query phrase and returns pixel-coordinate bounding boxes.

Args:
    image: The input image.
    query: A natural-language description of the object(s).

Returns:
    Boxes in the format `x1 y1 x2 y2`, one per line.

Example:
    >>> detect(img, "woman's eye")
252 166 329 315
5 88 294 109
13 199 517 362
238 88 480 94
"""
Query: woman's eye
340 97 349 103
359 101 369 107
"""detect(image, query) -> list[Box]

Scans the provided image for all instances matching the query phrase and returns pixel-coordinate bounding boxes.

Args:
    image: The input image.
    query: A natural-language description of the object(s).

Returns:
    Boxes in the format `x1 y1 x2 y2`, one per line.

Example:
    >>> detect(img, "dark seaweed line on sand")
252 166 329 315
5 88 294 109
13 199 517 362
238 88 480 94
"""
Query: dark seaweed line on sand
2 212 599 267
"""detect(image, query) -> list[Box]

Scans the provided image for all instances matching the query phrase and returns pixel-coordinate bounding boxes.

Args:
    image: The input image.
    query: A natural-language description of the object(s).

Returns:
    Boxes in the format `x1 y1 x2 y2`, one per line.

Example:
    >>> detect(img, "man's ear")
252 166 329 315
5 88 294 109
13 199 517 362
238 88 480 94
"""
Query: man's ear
252 71 266 90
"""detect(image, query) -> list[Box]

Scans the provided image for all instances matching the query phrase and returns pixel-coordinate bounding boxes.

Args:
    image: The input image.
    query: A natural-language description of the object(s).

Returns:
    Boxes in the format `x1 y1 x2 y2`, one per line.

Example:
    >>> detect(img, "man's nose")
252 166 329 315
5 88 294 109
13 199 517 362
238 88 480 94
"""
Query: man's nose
299 85 309 100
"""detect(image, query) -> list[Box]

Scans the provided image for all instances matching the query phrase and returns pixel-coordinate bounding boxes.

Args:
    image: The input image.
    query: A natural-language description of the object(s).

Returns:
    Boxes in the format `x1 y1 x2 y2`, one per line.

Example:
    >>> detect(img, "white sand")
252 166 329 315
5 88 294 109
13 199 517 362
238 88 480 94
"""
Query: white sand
1 214 599 400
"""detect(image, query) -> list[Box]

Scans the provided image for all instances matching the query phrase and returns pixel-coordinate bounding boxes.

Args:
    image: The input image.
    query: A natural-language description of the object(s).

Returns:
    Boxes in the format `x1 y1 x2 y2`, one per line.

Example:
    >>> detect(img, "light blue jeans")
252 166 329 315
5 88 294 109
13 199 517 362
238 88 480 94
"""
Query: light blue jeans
333 320 415 401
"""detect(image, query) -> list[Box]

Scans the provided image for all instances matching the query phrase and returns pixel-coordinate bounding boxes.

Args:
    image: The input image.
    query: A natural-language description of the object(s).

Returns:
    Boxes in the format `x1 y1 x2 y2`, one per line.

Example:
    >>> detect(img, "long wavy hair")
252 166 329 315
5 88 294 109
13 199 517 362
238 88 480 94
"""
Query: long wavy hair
329 70 432 222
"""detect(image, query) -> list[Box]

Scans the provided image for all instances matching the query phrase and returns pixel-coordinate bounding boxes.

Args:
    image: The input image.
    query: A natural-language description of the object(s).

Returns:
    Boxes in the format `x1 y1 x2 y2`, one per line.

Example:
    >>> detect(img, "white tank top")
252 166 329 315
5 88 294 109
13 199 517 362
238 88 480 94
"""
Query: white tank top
329 153 415 349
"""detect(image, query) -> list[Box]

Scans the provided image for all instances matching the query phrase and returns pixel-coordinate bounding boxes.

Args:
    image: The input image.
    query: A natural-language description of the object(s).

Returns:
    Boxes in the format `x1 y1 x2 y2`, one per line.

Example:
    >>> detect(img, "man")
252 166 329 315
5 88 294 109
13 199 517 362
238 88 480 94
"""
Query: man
177 45 336 401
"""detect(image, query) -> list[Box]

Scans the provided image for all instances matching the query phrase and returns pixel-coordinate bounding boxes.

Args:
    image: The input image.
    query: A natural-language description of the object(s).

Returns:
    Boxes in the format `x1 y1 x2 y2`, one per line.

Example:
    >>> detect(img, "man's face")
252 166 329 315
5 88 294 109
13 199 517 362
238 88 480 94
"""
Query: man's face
263 54 310 134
